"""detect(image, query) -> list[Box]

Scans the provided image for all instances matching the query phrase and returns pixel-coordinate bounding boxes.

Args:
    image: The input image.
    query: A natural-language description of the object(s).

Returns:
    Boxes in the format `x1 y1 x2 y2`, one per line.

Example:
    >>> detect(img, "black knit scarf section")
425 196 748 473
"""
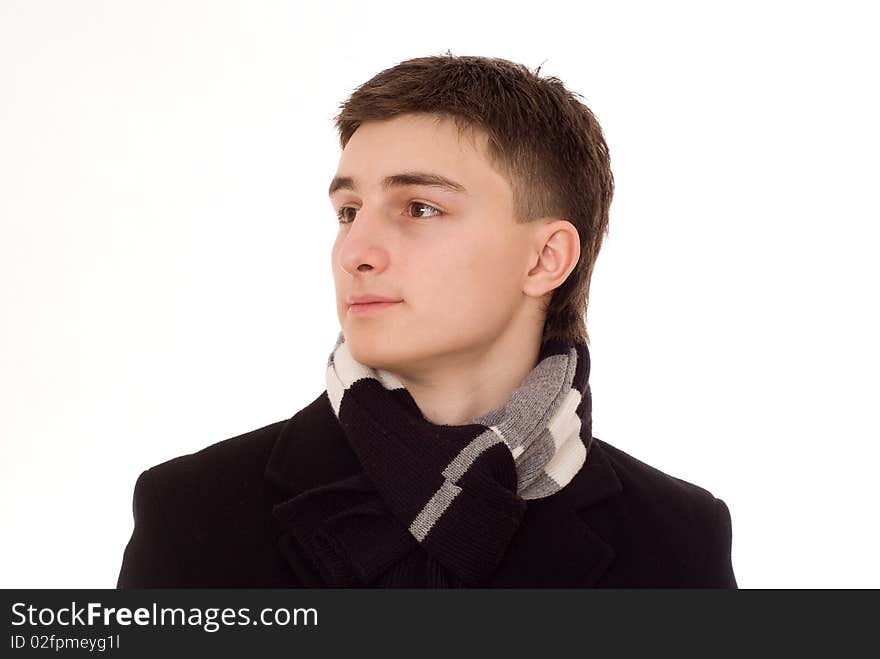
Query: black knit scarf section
272 335 593 587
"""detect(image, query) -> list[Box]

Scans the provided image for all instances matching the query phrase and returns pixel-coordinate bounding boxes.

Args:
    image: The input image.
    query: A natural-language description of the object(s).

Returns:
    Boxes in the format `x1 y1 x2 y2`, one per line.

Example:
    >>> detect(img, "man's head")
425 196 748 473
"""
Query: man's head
329 54 613 378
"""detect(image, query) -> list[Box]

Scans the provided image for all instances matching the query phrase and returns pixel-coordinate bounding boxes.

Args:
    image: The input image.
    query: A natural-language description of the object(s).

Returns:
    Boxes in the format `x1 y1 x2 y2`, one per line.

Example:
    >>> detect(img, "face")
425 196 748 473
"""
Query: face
329 113 542 378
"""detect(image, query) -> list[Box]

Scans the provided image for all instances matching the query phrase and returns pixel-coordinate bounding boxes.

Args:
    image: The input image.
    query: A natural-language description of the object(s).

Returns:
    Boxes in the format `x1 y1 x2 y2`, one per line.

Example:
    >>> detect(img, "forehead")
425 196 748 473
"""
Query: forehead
335 114 505 195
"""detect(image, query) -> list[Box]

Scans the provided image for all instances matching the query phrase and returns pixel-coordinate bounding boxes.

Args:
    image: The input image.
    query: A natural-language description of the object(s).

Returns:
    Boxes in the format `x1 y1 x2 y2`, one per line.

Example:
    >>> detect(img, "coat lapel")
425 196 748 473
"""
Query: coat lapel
265 392 362 498
489 437 622 587
265 391 623 587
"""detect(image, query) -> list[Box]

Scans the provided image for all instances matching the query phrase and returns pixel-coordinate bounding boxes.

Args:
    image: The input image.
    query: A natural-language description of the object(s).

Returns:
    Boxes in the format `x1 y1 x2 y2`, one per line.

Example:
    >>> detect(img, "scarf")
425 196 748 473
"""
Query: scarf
271 330 593 587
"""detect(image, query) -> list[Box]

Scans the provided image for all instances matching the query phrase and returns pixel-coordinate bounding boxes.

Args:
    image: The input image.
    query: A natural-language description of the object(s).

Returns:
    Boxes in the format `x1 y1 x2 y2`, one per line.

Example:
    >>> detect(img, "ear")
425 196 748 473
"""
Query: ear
524 219 581 298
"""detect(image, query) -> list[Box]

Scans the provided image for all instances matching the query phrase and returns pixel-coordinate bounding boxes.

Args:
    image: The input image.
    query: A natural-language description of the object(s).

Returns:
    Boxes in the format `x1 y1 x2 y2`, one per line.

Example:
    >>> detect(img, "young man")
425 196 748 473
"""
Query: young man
117 54 737 588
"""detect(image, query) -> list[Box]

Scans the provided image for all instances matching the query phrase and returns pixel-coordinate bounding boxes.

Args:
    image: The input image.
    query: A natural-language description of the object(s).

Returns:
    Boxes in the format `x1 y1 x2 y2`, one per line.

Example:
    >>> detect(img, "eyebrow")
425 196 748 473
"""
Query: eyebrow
328 171 468 197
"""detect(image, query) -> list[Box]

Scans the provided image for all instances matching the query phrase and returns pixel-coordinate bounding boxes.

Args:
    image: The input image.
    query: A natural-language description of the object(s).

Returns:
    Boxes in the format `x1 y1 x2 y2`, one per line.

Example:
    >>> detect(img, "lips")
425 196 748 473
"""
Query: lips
348 300 401 316
347 294 402 305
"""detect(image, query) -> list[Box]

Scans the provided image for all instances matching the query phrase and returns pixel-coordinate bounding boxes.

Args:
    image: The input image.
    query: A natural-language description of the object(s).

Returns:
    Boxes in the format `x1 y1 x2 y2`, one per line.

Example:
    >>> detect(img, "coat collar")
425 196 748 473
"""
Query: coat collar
265 391 623 587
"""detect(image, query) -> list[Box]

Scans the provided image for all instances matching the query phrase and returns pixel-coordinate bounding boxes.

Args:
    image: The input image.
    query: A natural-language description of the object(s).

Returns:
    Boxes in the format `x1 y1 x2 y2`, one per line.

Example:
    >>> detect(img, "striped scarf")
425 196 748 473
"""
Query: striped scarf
277 330 593 587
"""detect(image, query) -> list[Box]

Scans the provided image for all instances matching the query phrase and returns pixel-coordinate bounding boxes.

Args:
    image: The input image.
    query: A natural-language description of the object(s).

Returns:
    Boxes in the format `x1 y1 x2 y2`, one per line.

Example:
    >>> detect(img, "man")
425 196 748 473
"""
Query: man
117 54 737 588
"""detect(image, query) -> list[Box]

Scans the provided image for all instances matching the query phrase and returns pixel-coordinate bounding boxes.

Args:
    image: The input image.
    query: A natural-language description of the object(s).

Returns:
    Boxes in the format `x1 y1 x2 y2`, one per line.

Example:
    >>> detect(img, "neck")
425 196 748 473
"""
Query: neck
391 324 544 426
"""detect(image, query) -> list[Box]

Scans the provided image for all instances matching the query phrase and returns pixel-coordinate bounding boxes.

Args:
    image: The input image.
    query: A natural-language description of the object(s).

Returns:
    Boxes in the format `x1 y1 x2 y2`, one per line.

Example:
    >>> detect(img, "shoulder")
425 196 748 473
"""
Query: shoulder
140 418 287 493
135 392 336 510
129 417 292 537
588 437 737 587
117 418 293 587
594 436 720 515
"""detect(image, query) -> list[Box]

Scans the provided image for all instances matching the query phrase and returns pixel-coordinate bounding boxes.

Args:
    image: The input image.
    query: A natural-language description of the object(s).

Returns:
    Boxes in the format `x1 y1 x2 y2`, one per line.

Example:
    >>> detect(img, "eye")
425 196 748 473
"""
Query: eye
406 201 443 219
335 206 358 224
335 201 444 224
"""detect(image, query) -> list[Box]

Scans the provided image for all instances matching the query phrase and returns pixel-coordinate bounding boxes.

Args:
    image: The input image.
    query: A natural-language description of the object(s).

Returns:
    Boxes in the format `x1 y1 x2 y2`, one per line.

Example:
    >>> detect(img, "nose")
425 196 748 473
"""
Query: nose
336 206 392 276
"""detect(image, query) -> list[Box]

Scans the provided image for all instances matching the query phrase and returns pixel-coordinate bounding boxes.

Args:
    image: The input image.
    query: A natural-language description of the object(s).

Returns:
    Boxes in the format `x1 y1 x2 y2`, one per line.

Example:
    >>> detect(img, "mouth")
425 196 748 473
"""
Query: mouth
348 300 402 316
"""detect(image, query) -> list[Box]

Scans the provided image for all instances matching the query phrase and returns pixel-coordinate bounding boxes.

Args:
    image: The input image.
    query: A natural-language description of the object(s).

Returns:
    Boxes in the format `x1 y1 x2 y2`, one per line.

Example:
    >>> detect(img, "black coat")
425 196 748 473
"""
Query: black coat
116 391 738 588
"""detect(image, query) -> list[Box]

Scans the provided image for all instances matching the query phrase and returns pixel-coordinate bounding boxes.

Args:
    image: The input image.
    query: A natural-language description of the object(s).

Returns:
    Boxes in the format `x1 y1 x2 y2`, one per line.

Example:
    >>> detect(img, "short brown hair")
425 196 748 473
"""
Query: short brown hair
333 53 614 345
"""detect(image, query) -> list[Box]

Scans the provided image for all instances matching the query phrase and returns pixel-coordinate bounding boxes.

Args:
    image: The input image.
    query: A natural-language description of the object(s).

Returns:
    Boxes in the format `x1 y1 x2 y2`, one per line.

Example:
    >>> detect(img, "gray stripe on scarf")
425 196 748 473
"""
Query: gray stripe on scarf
519 470 565 499
467 352 576 451
442 429 506 482
513 428 559 493
409 479 462 541
409 430 503 541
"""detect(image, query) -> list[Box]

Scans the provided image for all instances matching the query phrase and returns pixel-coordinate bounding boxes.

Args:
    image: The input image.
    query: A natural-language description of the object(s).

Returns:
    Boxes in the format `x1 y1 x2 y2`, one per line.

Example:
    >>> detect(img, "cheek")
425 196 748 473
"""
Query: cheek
417 241 519 317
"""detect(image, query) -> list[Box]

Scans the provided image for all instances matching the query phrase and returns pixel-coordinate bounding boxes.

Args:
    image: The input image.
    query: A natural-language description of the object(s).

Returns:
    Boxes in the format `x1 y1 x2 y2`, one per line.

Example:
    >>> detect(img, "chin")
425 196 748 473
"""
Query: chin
344 329 400 370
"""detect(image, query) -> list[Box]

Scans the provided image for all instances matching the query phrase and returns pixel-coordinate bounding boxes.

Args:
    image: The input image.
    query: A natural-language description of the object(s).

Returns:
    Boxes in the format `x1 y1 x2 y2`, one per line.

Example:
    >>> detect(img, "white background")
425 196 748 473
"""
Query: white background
1 0 877 588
